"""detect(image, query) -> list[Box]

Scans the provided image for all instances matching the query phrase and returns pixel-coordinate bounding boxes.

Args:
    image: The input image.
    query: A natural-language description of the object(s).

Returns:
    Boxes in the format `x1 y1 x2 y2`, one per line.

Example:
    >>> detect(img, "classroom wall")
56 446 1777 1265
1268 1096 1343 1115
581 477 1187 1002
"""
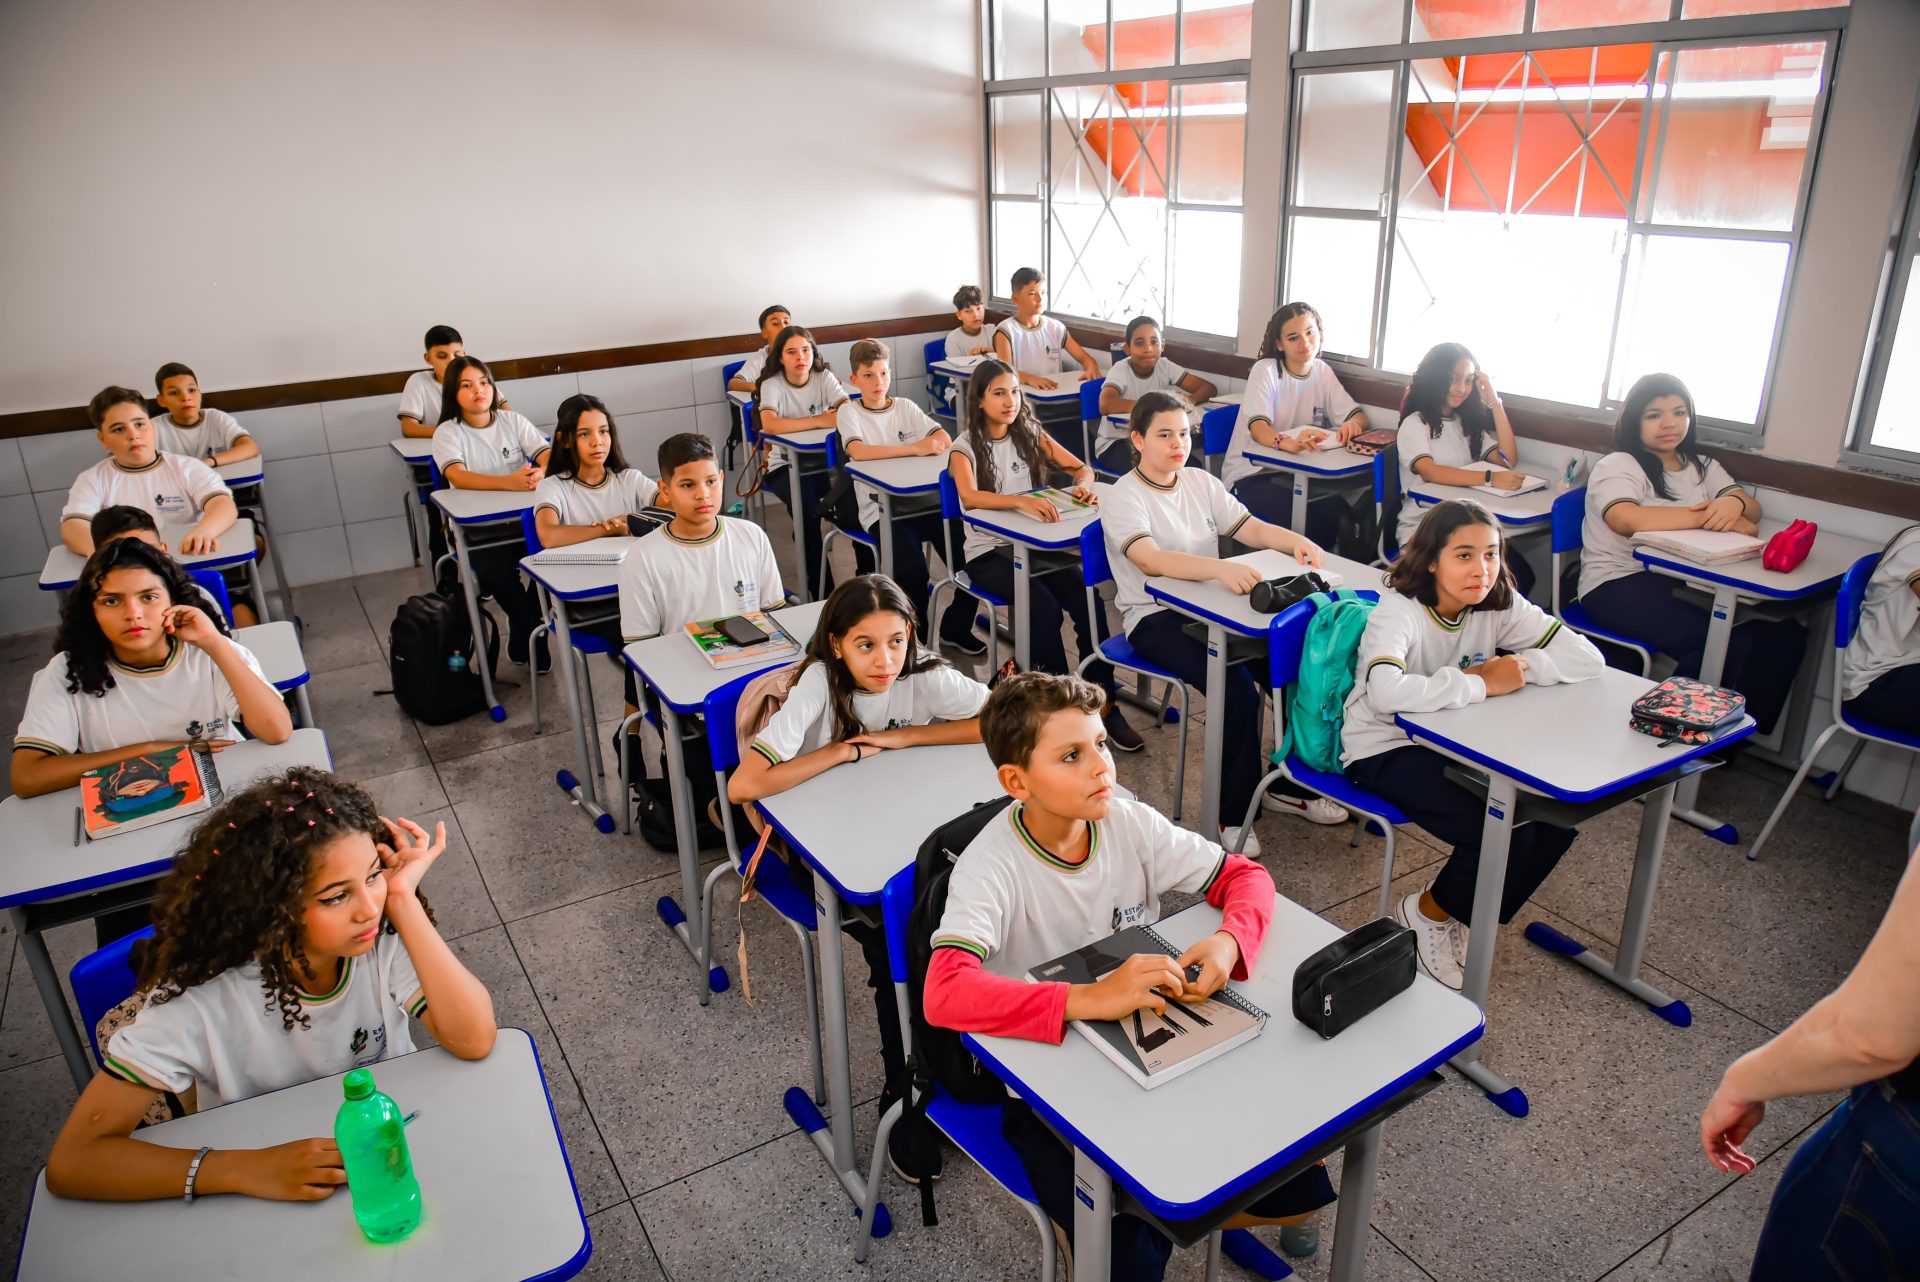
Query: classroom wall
0 0 986 416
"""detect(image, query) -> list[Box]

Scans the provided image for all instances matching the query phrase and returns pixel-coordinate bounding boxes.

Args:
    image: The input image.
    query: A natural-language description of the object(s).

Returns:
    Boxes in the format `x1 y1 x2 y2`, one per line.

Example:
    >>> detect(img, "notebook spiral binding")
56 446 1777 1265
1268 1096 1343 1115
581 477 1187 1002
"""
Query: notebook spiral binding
1140 925 1269 1020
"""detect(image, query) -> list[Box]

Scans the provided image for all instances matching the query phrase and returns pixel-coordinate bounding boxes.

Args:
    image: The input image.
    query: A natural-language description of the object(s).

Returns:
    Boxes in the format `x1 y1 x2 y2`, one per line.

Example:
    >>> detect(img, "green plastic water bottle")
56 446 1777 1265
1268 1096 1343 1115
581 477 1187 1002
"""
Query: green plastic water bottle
334 1068 422 1243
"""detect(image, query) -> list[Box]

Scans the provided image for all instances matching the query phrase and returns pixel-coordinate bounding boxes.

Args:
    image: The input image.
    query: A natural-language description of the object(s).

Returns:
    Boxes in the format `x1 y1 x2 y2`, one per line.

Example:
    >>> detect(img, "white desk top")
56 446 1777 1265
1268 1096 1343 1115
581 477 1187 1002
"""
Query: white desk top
216 458 265 488
968 895 1482 1219
0 729 333 910
235 621 309 689
930 357 988 378
728 388 752 409
962 481 1112 551
14 1029 590 1282
1240 443 1377 478
931 360 1090 403
1396 667 1753 804
1104 392 1243 426
1633 524 1881 601
519 541 641 600
1405 480 1554 525
763 426 836 454
40 519 260 590
1144 549 1387 640
429 488 539 525
844 454 945 495
620 600 826 712
757 743 1003 903
390 437 435 463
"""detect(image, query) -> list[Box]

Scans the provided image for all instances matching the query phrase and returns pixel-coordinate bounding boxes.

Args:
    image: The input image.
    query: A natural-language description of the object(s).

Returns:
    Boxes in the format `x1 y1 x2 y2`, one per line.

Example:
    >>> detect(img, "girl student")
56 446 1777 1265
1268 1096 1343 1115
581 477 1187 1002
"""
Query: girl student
729 573 990 1185
948 358 1143 752
1341 500 1604 990
430 354 552 670
1576 372 1803 734
754 324 849 595
533 392 658 547
1839 523 1920 736
1091 315 1217 477
45 769 497 1202
1219 303 1369 552
1104 391 1350 854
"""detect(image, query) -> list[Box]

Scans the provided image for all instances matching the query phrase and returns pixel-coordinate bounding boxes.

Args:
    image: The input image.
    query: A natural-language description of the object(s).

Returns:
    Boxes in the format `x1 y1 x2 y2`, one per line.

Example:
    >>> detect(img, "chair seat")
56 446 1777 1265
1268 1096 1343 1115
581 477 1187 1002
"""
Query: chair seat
1561 602 1652 654
1098 633 1183 685
1278 758 1411 827
926 1092 1038 1205
749 852 821 932
1838 706 1920 752
827 522 879 549
955 570 1010 609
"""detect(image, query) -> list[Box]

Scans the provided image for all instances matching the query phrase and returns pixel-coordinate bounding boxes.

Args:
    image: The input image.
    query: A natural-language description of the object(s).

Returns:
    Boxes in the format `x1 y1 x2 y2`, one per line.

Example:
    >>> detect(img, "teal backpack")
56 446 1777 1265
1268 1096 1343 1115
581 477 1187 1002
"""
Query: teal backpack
1281 589 1377 774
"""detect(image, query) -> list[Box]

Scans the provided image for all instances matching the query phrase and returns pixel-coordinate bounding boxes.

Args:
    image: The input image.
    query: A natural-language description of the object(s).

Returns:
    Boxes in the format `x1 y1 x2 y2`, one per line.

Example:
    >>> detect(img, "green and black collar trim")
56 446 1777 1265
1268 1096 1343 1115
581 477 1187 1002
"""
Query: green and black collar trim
1011 803 1097 872
1131 467 1178 493
110 638 183 677
664 519 725 547
1424 604 1467 633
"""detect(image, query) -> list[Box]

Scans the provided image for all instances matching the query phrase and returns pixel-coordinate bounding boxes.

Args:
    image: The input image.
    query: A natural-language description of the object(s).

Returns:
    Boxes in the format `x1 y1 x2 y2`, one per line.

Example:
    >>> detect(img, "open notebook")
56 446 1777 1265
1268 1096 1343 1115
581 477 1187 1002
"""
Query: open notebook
1474 474 1550 496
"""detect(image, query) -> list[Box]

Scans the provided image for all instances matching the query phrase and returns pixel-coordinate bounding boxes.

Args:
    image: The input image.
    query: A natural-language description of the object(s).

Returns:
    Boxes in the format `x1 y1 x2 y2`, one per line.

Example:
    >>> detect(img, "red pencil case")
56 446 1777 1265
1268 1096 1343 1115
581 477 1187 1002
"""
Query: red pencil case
1763 519 1817 572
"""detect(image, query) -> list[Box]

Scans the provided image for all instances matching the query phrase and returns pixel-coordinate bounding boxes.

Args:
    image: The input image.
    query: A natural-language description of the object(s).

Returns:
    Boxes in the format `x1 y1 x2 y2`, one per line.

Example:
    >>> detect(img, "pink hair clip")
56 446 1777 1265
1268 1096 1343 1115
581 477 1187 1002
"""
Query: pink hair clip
307 820 316 827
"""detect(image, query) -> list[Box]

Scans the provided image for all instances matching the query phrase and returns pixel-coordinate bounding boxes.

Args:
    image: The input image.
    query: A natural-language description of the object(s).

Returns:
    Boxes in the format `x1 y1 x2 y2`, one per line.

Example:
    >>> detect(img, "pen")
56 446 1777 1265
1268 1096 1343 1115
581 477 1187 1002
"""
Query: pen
72 806 83 846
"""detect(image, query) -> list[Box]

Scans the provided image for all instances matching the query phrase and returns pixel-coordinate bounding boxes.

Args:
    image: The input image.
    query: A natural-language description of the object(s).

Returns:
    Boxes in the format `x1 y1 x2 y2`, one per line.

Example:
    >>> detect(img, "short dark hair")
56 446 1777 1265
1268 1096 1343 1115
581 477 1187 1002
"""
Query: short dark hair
87 386 145 430
1385 499 1516 611
952 285 983 309
657 432 715 480
1010 266 1043 293
848 339 890 373
1124 316 1160 344
757 304 791 330
980 671 1105 770
424 325 462 350
90 506 159 545
153 362 196 391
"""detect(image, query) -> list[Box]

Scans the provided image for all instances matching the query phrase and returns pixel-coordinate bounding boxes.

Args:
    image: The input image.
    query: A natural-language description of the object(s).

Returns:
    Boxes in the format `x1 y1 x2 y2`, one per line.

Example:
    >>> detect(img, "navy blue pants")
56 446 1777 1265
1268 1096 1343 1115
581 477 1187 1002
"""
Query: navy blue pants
1845 664 1920 737
1231 473 1348 555
850 510 981 646
765 463 833 595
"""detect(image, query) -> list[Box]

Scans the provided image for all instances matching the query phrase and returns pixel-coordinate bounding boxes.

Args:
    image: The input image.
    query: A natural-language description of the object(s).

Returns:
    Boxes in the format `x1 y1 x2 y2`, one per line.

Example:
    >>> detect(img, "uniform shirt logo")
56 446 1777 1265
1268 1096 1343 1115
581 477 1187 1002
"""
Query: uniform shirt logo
154 491 189 516
1457 651 1488 669
1111 903 1150 930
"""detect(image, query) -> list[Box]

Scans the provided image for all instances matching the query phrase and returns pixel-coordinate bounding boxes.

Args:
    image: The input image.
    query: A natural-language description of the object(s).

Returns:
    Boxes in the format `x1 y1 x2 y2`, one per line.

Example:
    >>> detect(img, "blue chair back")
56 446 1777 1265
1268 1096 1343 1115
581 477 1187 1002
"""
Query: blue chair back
1078 519 1112 590
939 468 963 521
824 433 847 470
1201 403 1236 459
520 506 547 555
722 359 745 389
881 865 915 985
704 666 781 776
1078 377 1106 423
1550 486 1588 556
71 925 156 1068
188 568 234 625
1834 553 1880 651
1266 590 1381 691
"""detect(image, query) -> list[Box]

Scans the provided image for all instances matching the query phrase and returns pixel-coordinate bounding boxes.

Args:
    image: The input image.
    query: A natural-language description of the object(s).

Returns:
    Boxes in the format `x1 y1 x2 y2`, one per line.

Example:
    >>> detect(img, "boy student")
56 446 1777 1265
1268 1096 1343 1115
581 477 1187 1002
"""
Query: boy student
727 304 793 393
89 506 229 618
926 673 1336 1278
945 285 991 359
62 387 236 559
151 364 257 466
992 267 1098 394
399 325 481 438
836 339 984 654
1093 317 1217 476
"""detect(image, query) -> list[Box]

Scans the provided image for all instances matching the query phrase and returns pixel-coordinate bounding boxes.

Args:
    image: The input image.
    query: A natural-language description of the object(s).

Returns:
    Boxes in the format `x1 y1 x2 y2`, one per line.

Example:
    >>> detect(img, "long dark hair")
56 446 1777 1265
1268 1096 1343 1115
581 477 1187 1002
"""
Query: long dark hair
1613 372 1706 501
437 354 500 427
545 393 630 480
55 538 232 697
755 325 832 402
1260 302 1324 368
1385 499 1516 612
137 769 434 1032
962 358 1051 495
798 576 952 743
1404 342 1495 460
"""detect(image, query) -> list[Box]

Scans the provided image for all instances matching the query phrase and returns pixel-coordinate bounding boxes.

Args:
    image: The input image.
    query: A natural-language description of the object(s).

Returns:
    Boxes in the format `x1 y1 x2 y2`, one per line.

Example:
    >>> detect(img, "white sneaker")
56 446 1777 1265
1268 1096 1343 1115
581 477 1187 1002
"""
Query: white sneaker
1450 917 1470 970
1398 888 1465 990
1261 789 1351 826
1221 826 1262 857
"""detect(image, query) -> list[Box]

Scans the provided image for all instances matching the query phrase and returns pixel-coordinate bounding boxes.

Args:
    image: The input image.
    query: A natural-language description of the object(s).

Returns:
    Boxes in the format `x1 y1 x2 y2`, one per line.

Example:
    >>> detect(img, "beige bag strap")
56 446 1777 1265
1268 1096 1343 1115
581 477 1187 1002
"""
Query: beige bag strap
734 812 776 1005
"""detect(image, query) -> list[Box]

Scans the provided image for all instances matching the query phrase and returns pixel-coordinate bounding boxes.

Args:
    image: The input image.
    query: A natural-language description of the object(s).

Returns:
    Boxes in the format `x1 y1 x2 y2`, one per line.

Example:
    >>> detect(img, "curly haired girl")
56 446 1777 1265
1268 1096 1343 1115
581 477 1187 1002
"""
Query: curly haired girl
46 768 496 1203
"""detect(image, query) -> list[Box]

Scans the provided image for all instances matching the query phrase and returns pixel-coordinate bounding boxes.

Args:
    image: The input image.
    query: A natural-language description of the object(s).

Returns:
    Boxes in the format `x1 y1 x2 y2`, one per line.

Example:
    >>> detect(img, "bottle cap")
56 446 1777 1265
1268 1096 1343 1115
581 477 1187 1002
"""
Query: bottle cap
343 1068 374 1100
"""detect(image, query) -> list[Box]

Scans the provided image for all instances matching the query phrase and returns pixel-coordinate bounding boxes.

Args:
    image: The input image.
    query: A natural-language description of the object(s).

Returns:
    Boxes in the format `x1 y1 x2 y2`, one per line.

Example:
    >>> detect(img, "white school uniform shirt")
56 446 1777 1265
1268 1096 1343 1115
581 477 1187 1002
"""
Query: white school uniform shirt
1102 467 1251 636
14 638 267 757
1340 590 1605 765
430 410 548 479
932 797 1230 978
61 453 232 528
1394 411 1506 545
1841 526 1920 700
105 930 425 1111
949 430 1043 564
837 397 945 530
153 408 250 460
995 315 1071 376
945 327 991 360
532 469 659 526
757 369 847 426
618 517 784 640
1577 451 1746 598
1223 357 1362 490
747 661 987 764
1097 357 1193 450
397 368 444 425
735 346 771 387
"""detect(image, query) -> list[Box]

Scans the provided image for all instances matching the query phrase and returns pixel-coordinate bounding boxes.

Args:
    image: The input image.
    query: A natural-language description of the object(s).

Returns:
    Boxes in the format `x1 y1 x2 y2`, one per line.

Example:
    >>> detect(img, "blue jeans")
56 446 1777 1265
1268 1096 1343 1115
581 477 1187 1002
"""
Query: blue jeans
1750 1080 1920 1281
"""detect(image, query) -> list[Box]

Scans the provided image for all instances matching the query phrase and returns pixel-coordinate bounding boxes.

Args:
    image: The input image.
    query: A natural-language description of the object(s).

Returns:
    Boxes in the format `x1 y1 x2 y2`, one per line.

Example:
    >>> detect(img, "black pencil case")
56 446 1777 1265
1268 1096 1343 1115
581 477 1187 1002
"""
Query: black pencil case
1292 917 1416 1039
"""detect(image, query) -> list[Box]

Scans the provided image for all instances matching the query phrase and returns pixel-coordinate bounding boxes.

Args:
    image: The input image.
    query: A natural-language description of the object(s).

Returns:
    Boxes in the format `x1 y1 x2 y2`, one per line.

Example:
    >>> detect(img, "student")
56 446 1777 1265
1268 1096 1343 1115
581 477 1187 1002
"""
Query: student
948 359 1142 751
397 325 469 439
991 267 1098 393
925 672 1337 1278
1576 373 1802 734
62 387 238 559
1221 303 1367 549
1840 524 1920 735
835 339 983 653
88 506 228 619
730 574 989 1181
728 304 793 393
431 354 552 670
1106 391 1351 852
1342 500 1604 989
151 364 258 467
1093 316 1217 476
534 393 658 547
756 324 847 595
945 285 991 360
44 770 496 1202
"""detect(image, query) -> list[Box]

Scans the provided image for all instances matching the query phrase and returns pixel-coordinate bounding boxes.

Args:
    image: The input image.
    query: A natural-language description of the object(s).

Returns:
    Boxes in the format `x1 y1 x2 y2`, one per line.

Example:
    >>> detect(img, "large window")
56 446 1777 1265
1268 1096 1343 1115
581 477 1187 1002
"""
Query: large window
1285 0 1848 437
1853 148 1920 468
985 1 1252 339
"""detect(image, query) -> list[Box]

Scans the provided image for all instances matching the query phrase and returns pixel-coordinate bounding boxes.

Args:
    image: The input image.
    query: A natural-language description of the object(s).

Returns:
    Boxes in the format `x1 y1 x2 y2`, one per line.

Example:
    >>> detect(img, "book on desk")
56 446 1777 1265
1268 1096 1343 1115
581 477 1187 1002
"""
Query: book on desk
1034 486 1093 514
1632 528 1766 565
685 611 801 669
80 742 223 841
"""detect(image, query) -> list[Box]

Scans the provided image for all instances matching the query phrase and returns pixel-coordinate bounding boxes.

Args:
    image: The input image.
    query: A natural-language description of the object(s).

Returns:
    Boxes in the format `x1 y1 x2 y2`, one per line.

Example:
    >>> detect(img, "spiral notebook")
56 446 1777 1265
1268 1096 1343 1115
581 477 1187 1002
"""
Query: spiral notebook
1028 924 1268 1090
79 743 225 841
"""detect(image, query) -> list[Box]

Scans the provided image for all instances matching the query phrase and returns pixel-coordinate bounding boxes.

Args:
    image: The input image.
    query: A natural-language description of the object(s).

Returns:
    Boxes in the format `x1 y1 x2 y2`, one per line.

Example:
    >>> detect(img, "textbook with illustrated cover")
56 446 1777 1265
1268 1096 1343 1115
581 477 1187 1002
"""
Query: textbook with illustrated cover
684 611 801 670
80 743 223 841
1027 924 1267 1089
1033 487 1093 515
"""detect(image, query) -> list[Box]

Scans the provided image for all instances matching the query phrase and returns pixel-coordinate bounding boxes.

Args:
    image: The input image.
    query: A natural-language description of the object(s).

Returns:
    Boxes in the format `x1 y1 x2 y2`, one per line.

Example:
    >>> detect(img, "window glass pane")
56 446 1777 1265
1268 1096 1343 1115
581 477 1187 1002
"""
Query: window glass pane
992 0 1046 79
1176 80 1246 205
1049 83 1172 324
1866 269 1920 455
1169 209 1242 336
992 94 1044 197
1682 0 1846 17
1305 0 1403 50
1534 0 1669 29
1411 0 1523 42
1111 0 1176 70
1294 69 1396 212
1051 0 1109 74
1610 234 1789 423
992 201 1044 297
1182 0 1252 62
1642 42 1824 232
1285 216 1380 364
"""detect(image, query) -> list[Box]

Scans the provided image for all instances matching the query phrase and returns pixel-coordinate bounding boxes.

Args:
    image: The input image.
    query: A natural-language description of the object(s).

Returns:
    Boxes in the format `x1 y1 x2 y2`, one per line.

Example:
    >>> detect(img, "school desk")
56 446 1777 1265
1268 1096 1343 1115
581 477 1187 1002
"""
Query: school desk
842 453 945 579
40 519 272 621
389 437 436 565
1239 441 1384 538
959 482 1112 671
235 620 315 728
429 489 543 723
759 426 837 603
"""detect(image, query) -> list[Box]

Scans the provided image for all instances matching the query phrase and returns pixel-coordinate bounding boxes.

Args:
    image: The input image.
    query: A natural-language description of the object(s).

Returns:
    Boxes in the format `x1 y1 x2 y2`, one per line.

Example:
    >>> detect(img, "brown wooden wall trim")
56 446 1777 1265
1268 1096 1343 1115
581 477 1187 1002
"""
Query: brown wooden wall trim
0 312 959 441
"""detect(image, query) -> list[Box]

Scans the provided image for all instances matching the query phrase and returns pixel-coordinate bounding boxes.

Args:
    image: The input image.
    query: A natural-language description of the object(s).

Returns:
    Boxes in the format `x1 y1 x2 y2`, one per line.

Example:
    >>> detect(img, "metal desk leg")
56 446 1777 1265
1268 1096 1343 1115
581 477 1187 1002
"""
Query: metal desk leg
877 490 895 579
787 456 812 605
1074 1146 1115 1282
652 705 725 998
1328 1121 1383 1282
1201 623 1228 837
1672 586 1738 843
292 685 315 729
447 523 504 722
402 485 420 564
1290 472 1312 536
249 492 296 622
1013 542 1033 671
244 558 275 624
549 598 613 834
1776 600 1829 768
13 906 92 1089
1450 776 1527 1116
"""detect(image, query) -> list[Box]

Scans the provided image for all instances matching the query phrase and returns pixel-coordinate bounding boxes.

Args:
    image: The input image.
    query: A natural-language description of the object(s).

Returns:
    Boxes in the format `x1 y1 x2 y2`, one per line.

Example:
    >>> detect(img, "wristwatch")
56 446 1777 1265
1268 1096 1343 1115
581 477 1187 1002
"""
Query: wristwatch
1483 469 1493 485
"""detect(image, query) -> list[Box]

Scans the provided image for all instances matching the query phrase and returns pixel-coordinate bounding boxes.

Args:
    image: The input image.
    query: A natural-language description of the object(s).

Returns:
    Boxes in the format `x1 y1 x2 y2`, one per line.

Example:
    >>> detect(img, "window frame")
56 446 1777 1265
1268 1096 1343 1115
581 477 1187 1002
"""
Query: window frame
1844 136 1920 478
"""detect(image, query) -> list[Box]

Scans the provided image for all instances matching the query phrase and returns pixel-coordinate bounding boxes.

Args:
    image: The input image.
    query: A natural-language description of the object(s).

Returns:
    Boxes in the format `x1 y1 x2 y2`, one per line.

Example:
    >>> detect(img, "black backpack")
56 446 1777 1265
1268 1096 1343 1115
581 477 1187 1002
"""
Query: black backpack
387 587 499 725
